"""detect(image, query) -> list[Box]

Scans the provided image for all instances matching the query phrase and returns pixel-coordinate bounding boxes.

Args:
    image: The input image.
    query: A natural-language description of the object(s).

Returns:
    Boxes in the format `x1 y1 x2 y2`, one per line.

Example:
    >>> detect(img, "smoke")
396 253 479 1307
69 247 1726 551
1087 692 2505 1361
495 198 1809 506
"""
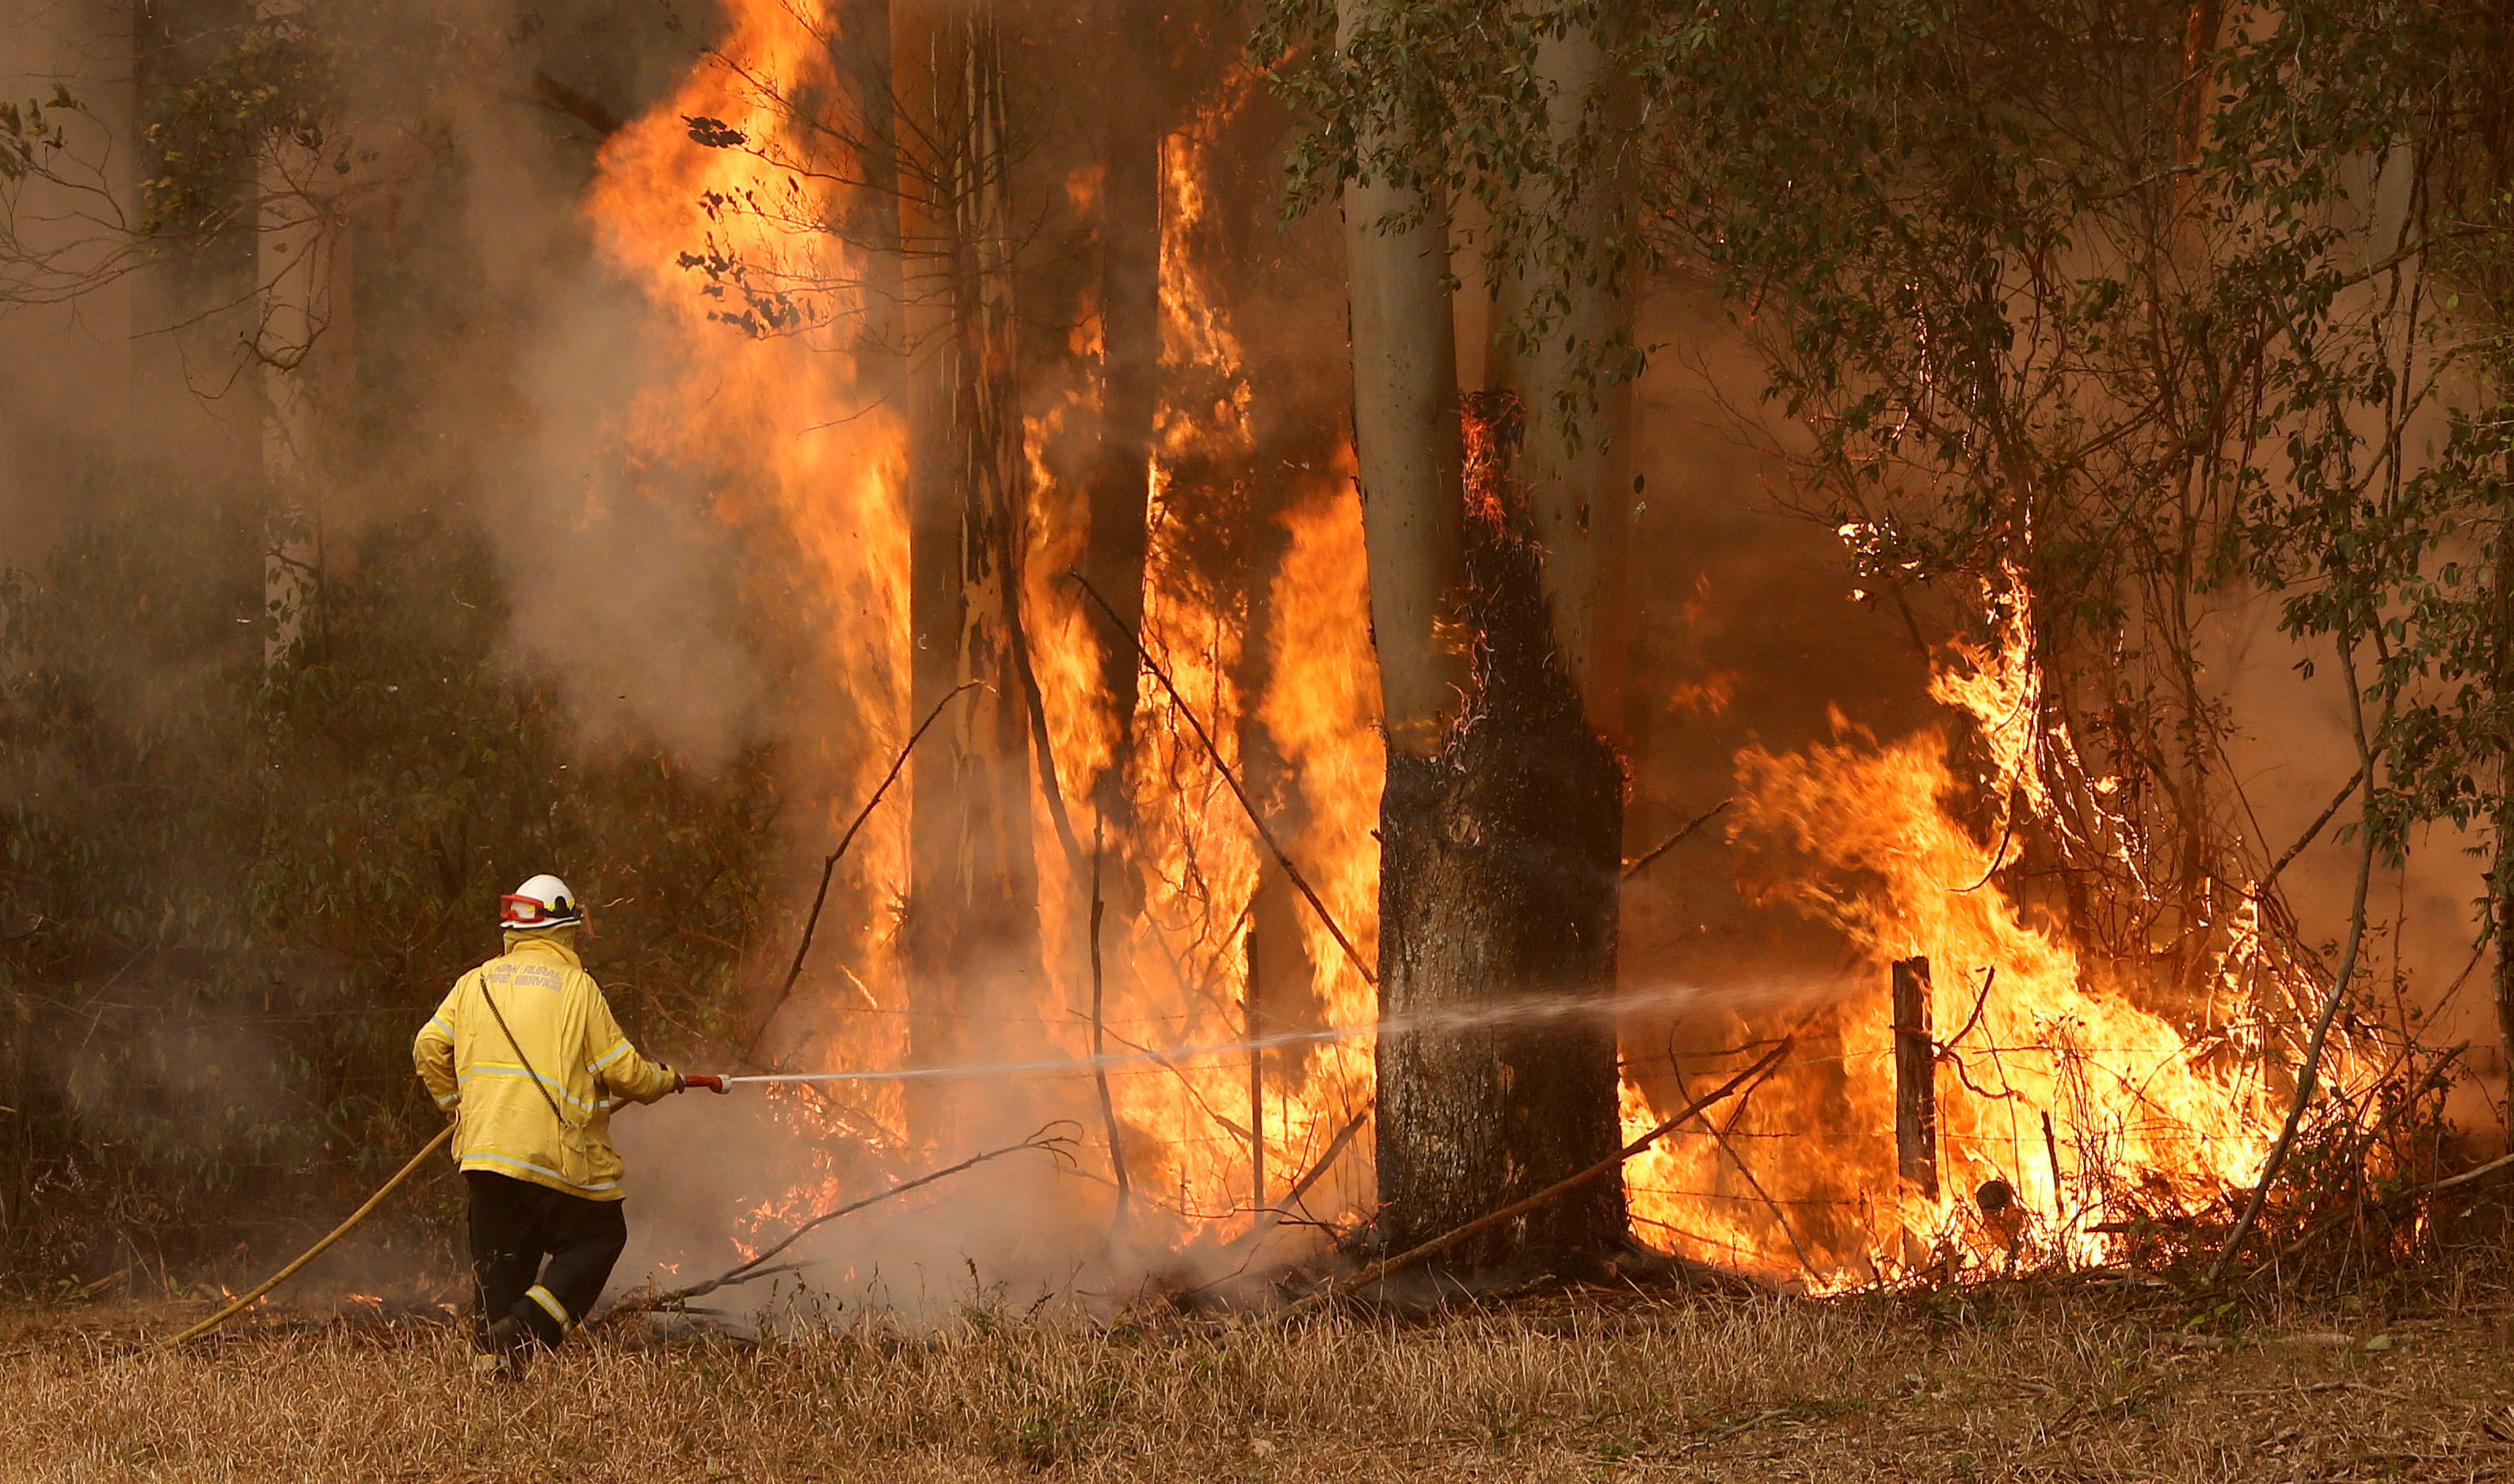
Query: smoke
5 0 2499 1309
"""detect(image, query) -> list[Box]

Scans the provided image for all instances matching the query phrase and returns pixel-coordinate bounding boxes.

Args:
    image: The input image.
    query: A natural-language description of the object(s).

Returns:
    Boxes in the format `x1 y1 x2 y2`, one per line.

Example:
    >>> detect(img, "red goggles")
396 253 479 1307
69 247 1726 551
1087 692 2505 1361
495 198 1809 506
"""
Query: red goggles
501 893 569 926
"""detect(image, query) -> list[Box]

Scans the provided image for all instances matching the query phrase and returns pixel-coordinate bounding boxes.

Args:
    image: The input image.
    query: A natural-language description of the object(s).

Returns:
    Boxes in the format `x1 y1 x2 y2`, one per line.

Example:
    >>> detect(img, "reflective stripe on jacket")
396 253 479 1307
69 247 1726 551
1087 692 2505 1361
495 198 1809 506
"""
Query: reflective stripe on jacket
413 930 676 1201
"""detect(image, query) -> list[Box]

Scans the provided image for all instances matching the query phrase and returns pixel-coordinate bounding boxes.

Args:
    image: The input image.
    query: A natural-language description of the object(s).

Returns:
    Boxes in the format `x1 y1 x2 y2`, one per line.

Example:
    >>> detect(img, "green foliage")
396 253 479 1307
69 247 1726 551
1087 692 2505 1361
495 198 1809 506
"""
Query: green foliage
1250 0 1648 417
0 471 775 1287
1258 0 2514 981
0 86 80 184
139 15 344 238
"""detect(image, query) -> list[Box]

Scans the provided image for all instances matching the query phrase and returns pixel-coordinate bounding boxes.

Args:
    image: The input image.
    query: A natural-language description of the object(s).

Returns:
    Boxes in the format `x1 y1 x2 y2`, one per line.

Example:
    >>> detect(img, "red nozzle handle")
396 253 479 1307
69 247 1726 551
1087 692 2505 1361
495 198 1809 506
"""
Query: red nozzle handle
681 1073 727 1094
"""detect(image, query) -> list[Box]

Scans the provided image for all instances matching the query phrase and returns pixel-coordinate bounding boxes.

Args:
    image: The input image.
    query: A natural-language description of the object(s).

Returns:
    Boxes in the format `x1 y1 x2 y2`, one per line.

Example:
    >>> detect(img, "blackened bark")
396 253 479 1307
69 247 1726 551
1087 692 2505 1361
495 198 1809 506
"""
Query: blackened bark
1081 2 1162 831
1373 394 1626 1271
2490 508 2514 1104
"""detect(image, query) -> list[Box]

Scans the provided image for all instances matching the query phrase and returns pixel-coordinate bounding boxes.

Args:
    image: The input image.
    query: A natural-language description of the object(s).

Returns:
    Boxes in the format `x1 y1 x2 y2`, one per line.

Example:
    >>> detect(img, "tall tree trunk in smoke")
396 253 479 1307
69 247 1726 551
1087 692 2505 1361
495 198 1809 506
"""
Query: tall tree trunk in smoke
2492 498 2514 1105
897 1 1045 1123
1480 19 1636 744
1341 0 1625 1272
840 0 905 390
255 0 327 677
1081 0 1163 840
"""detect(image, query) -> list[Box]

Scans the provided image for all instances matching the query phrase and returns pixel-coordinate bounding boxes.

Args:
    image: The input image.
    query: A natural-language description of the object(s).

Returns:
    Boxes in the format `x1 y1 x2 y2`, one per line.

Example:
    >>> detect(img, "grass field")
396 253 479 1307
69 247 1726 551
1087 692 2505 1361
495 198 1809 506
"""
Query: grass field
8 1271 2514 1483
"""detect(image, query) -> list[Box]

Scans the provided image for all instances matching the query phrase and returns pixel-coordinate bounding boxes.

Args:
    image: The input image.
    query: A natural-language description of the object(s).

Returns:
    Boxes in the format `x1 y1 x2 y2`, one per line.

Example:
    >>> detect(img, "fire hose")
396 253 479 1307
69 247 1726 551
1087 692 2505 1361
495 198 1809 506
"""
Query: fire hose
153 1124 458 1351
149 997 1664 1349
154 1075 726 1351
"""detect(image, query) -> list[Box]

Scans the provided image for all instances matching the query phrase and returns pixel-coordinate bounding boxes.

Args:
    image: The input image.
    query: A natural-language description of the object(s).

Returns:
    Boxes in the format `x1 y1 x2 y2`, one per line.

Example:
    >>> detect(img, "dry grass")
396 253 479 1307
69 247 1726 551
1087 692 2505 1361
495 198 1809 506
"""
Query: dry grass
6 1279 2513 1482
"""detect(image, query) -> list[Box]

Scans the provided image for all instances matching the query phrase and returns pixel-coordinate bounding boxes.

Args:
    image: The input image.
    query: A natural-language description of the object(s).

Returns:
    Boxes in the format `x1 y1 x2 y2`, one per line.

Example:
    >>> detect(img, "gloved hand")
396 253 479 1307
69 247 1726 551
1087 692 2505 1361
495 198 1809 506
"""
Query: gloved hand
676 1073 728 1094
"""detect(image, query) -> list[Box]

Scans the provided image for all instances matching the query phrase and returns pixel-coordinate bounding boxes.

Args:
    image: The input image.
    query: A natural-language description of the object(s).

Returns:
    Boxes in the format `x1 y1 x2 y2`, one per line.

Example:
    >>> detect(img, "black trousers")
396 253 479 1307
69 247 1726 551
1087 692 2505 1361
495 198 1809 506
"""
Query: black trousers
465 1170 628 1349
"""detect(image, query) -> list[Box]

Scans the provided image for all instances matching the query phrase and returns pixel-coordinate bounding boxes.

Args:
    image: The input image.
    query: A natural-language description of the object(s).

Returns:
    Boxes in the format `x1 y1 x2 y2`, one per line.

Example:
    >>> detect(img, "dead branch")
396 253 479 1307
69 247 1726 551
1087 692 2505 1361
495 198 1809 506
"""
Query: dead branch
1065 570 1375 987
2206 640 2385 1287
1670 1049 1817 1281
609 1123 1079 1317
1088 825 1131 1222
1287 1041 1792 1315
1177 1098 1381 1303
528 71 625 138
743 682 980 1062
1621 801 1732 881
1229 1097 1375 1252
1008 587 1088 874
2257 761 2367 896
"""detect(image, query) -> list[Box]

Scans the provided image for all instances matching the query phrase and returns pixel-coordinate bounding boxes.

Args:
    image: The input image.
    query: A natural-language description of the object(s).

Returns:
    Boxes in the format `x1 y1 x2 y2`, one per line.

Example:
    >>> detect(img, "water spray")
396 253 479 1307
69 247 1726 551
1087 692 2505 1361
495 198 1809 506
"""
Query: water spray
718 976 1823 1089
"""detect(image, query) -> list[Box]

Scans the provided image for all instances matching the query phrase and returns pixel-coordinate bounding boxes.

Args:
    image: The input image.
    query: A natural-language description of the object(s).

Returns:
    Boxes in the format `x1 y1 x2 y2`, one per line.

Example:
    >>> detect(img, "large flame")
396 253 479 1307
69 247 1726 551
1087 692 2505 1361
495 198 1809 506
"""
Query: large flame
584 5 2352 1291
1621 580 2347 1284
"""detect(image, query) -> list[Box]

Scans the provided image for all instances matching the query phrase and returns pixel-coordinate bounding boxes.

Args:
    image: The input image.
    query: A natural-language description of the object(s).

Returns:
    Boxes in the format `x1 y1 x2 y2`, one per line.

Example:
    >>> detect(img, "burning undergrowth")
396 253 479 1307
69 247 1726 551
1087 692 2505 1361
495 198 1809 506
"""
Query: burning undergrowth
552 0 2464 1317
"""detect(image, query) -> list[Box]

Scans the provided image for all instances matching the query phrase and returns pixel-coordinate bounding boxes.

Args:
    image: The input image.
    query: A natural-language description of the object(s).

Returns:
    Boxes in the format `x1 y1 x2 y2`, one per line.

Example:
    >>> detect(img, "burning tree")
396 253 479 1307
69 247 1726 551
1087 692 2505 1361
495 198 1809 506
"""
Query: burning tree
1313 0 1638 1269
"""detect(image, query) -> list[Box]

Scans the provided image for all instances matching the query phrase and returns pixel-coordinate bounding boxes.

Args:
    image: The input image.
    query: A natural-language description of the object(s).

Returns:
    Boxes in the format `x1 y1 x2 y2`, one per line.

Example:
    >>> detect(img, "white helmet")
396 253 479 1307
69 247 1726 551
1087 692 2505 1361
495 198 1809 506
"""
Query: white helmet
499 873 584 930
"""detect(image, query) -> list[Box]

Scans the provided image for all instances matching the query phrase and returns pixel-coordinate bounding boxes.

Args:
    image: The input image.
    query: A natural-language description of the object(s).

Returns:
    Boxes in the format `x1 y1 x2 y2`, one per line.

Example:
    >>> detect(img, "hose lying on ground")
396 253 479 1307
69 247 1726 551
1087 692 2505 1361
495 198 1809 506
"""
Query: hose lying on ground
153 1123 457 1351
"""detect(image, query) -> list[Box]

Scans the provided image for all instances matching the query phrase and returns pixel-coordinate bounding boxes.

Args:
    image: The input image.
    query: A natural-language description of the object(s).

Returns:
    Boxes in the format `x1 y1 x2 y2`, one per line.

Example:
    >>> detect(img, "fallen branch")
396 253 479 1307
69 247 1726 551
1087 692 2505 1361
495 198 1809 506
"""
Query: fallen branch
1670 1050 1816 1282
2394 1149 2514 1201
1621 801 1731 881
1288 1041 1792 1315
1065 571 1374 987
612 1123 1079 1315
743 682 980 1061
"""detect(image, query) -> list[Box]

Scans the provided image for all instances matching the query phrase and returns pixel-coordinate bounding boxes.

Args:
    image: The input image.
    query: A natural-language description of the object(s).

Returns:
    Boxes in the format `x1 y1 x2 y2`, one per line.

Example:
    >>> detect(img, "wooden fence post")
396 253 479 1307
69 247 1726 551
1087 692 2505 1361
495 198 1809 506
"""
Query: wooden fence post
1892 956 1938 1200
1245 926 1265 1213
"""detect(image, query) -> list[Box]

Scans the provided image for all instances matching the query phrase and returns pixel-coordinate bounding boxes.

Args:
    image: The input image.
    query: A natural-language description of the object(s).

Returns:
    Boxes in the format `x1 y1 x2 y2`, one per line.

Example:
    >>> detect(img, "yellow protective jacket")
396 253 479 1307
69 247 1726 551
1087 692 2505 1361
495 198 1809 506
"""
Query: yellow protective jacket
413 931 677 1200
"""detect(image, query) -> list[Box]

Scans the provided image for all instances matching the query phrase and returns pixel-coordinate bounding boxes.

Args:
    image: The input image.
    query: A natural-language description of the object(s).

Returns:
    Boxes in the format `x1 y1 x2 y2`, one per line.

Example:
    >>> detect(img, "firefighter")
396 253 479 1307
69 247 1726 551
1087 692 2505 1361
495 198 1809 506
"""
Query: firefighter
413 873 726 1375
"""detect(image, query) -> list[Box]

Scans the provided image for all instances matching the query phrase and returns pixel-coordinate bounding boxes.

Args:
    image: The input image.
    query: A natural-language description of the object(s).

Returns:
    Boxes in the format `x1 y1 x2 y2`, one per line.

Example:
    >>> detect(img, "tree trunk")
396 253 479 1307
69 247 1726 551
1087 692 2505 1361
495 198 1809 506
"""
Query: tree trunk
1081 0 1163 835
1480 13 1637 732
255 0 328 677
2491 498 2514 1113
899 1 1043 1125
840 0 905 382
1345 0 1630 1273
1373 394 1627 1269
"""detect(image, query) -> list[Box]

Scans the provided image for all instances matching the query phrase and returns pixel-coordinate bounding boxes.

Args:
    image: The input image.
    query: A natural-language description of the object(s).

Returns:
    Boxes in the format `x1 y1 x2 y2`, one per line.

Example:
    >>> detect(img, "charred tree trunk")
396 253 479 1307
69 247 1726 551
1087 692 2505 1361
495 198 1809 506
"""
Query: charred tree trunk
899 2 1043 1121
2490 504 2514 1109
840 0 905 385
1081 0 1163 836
1373 397 1626 1269
1343 2 1632 1273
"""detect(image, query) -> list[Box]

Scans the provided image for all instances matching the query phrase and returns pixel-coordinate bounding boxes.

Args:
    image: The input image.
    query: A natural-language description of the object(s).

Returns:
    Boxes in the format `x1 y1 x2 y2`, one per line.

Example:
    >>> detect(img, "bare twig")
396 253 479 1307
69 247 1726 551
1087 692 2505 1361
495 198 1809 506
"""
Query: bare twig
2257 1046 2470 1273
743 682 980 1061
1952 789 2021 894
1065 571 1374 987
1621 801 1732 881
1670 1050 1816 1281
613 1124 1079 1314
1289 1041 1792 1314
1088 824 1130 1222
1230 1097 1375 1253
2256 761 2368 896
2207 641 2383 1287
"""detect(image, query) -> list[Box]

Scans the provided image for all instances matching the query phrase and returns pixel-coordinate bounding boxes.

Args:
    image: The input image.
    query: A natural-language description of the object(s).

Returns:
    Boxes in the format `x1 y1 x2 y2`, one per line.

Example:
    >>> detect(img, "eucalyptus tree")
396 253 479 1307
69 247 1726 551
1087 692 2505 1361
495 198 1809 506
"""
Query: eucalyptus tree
1255 0 2514 1270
